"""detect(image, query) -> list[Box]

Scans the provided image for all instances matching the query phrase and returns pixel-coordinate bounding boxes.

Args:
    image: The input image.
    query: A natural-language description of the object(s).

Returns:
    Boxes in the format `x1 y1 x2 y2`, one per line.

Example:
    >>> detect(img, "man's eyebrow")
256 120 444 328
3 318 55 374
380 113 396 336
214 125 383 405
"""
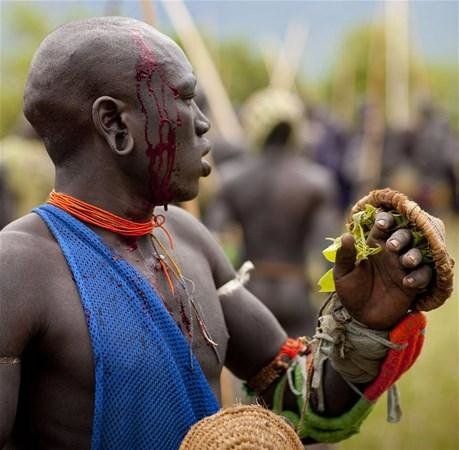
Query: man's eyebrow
176 77 197 93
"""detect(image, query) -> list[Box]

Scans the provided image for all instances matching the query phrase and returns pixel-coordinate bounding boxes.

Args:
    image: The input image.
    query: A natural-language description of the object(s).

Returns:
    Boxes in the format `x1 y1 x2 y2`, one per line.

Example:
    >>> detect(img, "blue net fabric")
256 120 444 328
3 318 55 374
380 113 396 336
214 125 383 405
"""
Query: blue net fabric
34 205 219 450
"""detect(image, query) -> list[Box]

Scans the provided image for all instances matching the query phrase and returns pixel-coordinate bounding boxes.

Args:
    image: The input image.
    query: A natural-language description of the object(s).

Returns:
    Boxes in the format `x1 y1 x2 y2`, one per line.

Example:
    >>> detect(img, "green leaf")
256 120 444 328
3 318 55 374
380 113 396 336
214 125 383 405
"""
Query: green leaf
318 268 335 292
322 237 342 263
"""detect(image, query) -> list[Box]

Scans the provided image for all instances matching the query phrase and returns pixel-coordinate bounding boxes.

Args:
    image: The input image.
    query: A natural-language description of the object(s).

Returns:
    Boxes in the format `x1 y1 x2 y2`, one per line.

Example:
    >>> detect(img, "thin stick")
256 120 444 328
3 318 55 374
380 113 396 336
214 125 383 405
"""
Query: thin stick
140 0 156 26
385 0 411 129
270 21 308 91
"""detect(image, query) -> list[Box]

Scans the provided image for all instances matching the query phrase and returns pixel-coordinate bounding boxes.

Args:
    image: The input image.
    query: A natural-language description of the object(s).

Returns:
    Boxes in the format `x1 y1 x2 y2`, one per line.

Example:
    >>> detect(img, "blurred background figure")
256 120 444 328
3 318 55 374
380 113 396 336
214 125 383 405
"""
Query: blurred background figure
305 104 352 213
384 100 459 215
206 88 340 337
343 101 386 203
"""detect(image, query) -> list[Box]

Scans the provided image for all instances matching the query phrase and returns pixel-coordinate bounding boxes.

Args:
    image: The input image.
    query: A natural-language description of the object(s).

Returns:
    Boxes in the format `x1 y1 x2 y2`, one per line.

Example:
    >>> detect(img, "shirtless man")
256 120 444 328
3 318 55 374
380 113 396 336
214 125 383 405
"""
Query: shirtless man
0 17 433 449
206 118 340 337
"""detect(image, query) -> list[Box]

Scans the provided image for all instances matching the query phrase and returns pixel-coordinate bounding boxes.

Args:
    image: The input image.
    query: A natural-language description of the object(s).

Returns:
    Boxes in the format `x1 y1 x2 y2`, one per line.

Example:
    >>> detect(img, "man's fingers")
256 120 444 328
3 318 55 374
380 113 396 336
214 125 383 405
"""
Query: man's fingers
334 233 357 279
367 212 395 245
400 248 423 268
403 265 433 289
386 229 412 253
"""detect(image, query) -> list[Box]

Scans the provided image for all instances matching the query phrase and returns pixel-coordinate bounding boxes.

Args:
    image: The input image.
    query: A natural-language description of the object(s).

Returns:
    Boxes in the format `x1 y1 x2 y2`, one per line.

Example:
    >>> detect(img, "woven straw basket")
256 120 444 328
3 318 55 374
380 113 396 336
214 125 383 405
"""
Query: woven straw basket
350 188 455 311
179 405 303 450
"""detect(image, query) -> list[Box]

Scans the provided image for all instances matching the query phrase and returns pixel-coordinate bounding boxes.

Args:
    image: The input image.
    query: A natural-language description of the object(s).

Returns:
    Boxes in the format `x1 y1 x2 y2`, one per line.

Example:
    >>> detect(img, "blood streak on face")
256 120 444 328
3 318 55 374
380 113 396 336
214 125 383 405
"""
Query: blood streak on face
132 33 182 205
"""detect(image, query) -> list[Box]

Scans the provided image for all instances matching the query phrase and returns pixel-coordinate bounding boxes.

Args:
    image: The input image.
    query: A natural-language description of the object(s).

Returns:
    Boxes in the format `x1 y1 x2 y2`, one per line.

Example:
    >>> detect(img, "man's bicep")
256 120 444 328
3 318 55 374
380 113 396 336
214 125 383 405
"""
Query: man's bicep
0 277 27 445
0 236 43 443
220 286 287 381
0 365 21 445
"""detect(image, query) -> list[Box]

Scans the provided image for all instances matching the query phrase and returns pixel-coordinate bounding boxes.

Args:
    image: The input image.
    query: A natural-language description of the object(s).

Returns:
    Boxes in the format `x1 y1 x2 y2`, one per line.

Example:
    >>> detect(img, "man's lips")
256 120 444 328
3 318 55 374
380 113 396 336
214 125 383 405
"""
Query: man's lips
200 140 212 176
201 141 211 157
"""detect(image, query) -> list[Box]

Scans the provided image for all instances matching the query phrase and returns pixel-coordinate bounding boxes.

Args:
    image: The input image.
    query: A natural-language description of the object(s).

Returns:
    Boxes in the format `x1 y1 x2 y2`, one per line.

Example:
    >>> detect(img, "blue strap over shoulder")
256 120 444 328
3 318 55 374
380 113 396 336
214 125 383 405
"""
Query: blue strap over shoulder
34 204 219 450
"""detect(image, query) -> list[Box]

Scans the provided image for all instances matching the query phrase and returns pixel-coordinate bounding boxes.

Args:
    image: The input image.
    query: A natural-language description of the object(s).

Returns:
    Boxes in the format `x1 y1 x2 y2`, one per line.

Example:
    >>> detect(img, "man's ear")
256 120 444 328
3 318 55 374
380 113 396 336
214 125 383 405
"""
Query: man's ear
92 96 134 155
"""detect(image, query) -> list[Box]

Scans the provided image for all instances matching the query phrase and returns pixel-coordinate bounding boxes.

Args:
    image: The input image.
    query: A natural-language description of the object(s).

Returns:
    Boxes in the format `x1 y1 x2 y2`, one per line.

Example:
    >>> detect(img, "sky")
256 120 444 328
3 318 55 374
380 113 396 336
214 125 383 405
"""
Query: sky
2 0 458 80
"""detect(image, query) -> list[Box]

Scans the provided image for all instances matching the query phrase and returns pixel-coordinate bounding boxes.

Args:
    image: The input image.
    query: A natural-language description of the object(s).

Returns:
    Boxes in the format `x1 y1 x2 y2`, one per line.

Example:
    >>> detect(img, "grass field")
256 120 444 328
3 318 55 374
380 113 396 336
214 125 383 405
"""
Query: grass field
341 216 459 450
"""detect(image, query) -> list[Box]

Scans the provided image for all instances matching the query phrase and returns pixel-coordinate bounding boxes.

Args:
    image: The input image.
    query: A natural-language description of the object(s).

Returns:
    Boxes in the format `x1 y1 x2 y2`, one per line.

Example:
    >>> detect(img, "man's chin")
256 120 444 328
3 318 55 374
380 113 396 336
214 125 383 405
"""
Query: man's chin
171 184 200 204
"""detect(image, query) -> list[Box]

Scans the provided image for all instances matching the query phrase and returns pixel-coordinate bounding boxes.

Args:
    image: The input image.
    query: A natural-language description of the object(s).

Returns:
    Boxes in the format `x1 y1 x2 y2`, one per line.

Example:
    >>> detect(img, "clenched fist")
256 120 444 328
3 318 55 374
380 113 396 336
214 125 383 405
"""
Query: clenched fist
334 212 432 330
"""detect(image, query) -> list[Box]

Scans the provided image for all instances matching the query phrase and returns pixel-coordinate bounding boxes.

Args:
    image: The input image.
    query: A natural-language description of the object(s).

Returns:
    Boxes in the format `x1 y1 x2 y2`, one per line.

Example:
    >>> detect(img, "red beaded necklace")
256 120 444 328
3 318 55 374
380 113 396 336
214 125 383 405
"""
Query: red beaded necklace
48 190 157 237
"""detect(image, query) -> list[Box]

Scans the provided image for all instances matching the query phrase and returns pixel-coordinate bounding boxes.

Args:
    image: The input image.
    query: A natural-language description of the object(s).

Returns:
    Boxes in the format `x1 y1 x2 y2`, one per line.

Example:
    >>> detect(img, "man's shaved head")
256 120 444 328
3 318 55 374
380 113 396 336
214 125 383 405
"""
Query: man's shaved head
24 16 178 165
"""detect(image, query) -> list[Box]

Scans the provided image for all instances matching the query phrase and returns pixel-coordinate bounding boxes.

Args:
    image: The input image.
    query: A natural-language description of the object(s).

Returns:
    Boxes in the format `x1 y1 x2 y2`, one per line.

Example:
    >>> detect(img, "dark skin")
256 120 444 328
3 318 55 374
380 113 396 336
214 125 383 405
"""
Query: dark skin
0 18 432 449
0 168 15 229
206 126 341 337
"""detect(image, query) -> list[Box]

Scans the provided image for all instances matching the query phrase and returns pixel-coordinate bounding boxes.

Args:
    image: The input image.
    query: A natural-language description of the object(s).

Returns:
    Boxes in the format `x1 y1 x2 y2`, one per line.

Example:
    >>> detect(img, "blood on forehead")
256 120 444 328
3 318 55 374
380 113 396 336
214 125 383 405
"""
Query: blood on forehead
131 31 183 205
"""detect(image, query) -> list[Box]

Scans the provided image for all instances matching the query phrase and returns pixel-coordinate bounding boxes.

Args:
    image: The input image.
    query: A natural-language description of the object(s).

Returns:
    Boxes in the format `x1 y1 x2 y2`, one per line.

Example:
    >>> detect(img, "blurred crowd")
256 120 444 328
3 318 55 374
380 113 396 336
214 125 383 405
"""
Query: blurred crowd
201 95 459 223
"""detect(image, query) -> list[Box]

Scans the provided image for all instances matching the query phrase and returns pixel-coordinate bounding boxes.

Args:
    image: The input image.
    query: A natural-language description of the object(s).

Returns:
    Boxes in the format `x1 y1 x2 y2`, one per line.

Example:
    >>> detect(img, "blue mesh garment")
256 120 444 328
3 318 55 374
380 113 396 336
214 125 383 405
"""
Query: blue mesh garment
34 204 219 449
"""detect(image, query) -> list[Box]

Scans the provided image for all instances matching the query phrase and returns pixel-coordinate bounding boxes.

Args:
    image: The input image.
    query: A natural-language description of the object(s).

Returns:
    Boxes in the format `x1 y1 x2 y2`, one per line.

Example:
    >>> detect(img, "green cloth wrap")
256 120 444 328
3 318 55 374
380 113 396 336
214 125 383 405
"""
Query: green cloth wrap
273 360 375 443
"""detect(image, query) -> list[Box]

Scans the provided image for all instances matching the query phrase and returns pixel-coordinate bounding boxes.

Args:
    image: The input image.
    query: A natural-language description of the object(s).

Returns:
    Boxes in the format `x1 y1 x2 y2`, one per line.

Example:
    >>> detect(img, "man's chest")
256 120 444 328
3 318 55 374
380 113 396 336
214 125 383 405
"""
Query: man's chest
117 239 229 381
40 238 228 393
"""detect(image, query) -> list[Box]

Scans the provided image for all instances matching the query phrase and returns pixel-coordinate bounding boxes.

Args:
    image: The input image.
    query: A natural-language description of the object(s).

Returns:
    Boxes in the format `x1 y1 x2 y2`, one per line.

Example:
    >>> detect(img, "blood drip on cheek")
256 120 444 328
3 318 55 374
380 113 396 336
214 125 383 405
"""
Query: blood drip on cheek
132 33 181 205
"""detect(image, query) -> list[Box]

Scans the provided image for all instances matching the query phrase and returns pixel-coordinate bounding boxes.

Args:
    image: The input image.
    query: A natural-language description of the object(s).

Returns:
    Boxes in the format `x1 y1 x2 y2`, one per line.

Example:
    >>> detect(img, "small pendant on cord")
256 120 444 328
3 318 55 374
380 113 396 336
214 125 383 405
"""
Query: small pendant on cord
154 254 165 271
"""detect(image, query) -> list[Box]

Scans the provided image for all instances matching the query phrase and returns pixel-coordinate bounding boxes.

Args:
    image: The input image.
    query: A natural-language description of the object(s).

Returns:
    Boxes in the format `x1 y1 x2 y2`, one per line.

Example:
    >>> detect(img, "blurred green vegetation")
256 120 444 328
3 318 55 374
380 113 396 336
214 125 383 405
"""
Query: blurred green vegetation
1 4 51 136
320 24 459 128
209 39 270 107
2 4 457 137
0 3 90 137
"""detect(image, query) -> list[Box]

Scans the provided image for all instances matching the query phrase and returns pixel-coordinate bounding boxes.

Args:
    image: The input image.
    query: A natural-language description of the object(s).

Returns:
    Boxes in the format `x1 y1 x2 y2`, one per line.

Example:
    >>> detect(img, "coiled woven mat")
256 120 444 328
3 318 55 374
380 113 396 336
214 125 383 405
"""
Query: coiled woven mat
179 405 303 450
350 188 454 311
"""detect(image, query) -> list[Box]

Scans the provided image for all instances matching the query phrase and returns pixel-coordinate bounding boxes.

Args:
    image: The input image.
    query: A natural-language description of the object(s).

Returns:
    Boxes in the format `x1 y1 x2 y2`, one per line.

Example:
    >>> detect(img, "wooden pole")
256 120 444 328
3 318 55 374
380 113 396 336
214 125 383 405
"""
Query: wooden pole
140 0 156 26
356 18 386 198
385 0 410 129
259 37 278 80
270 21 308 91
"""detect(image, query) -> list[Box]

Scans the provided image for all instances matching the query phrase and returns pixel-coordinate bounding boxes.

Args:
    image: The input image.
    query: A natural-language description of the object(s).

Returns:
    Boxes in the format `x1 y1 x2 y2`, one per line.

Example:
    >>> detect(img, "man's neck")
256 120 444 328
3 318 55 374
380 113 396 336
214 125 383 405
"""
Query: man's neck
54 171 156 222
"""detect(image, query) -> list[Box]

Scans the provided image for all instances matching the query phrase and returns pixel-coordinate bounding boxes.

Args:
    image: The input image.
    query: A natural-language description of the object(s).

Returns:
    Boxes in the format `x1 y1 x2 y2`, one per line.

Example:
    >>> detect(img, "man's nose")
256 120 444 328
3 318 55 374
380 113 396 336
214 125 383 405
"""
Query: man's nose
194 105 211 136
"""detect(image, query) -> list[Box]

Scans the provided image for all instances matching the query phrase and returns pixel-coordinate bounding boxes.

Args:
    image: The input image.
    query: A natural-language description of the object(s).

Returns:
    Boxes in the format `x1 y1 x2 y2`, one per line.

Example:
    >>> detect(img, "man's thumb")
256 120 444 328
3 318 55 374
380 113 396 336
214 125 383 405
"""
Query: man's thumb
334 233 357 279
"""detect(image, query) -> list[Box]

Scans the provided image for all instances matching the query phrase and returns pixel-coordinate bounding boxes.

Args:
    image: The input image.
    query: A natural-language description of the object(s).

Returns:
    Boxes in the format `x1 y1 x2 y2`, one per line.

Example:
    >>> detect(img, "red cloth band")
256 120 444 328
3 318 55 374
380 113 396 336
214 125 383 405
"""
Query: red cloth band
280 338 308 359
364 311 426 401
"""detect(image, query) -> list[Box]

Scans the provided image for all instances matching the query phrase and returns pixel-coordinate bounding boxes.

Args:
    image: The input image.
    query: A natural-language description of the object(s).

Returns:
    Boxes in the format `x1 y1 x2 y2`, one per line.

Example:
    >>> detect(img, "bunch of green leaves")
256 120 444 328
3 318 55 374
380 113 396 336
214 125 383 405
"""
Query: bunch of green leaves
317 204 433 292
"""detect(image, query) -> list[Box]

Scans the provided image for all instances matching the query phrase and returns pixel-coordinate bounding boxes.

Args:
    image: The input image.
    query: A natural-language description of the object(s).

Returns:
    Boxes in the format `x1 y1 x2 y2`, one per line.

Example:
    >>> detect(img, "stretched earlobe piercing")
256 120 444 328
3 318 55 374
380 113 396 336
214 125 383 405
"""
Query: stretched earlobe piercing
113 131 134 155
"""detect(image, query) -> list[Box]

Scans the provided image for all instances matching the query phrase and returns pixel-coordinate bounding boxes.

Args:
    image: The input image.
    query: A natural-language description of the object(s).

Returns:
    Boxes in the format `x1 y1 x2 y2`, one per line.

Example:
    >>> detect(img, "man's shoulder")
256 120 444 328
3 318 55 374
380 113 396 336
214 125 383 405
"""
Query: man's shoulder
164 205 235 285
284 156 337 199
1 212 55 247
0 213 60 351
0 213 59 283
165 205 214 245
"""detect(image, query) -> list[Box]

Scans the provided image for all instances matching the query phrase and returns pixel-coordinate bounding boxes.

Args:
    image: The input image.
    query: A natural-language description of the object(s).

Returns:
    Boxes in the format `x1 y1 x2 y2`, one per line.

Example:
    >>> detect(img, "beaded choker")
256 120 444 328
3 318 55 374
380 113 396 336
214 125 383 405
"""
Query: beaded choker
48 190 156 237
